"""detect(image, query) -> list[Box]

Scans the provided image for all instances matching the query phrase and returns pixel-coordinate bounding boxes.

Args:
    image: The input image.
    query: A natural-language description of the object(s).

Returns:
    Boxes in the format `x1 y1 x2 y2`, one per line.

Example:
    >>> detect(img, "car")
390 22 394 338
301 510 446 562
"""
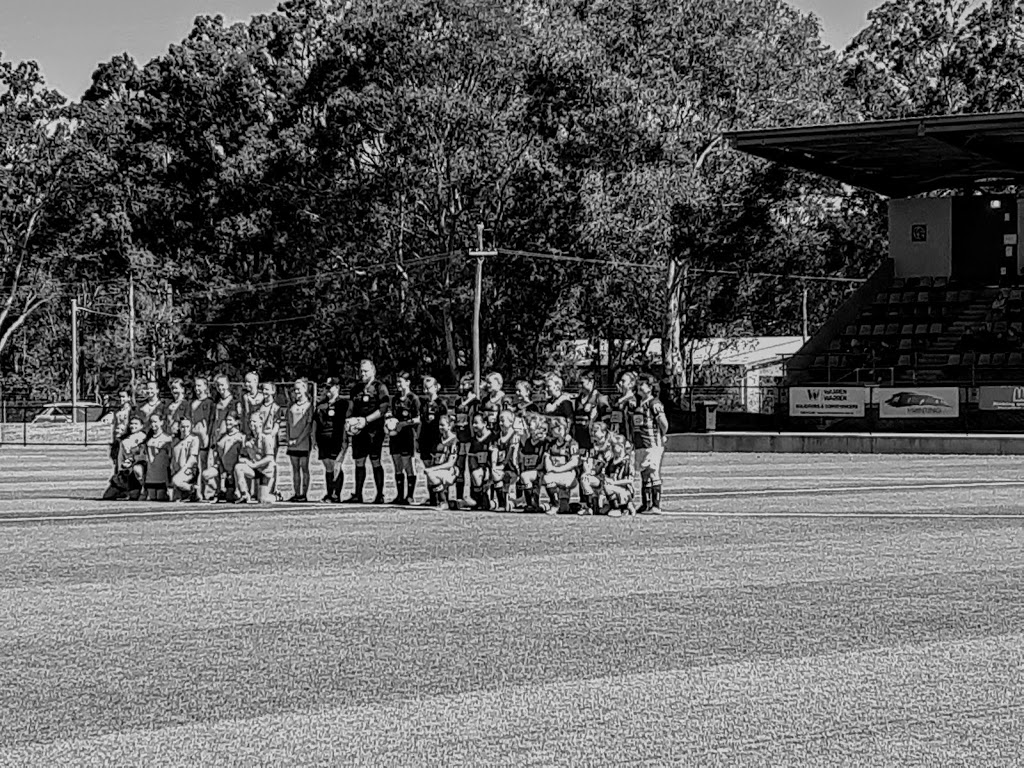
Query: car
31 402 111 424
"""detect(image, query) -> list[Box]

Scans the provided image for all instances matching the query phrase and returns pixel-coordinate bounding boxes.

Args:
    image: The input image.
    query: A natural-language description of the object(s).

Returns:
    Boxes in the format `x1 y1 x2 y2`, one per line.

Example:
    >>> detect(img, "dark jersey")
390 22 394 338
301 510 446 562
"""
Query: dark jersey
631 396 666 449
608 393 634 436
479 393 506 430
315 397 348 443
542 395 574 427
494 430 519 470
454 395 479 443
573 390 609 449
419 396 449 455
431 434 459 466
391 392 420 429
545 437 579 470
350 380 390 429
602 455 634 483
585 438 613 475
467 431 495 470
518 436 546 473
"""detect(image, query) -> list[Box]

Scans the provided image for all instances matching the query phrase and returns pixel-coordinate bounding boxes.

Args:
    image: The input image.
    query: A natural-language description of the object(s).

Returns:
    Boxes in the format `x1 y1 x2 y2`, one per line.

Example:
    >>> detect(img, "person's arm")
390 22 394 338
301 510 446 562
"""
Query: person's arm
654 402 669 437
407 394 421 427
560 443 580 473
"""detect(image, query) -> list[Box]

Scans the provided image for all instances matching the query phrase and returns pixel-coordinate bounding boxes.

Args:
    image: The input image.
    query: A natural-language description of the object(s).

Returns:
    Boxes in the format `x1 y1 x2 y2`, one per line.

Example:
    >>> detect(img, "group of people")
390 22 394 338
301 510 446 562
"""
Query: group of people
104 360 670 516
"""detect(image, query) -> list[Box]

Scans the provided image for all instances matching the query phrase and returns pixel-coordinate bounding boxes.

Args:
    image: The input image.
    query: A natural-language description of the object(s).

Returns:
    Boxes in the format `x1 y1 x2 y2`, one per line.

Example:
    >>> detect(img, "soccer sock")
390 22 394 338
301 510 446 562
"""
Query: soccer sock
651 485 661 508
333 470 345 498
354 465 366 499
394 474 406 501
325 469 333 497
456 477 465 500
557 489 570 514
496 488 507 508
407 475 416 501
546 487 558 506
373 465 385 496
641 485 650 510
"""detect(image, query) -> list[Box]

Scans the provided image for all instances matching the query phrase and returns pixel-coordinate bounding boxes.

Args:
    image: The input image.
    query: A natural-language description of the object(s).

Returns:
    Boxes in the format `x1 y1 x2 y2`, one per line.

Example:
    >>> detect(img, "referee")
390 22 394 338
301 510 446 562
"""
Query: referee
344 359 390 504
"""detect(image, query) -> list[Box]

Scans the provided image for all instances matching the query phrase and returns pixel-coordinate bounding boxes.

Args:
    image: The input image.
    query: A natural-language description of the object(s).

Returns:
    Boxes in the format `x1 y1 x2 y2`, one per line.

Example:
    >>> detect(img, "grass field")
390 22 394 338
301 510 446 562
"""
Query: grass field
2 447 1024 766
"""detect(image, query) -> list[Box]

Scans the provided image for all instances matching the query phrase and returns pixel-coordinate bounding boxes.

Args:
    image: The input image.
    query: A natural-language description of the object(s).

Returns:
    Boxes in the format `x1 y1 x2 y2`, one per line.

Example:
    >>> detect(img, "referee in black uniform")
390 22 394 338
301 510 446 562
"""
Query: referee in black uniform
314 377 347 502
344 359 390 504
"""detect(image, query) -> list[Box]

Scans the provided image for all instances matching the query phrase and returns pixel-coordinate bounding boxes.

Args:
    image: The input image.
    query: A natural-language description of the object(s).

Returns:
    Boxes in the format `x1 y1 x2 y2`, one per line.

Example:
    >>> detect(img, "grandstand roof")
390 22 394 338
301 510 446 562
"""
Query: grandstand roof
726 111 1024 198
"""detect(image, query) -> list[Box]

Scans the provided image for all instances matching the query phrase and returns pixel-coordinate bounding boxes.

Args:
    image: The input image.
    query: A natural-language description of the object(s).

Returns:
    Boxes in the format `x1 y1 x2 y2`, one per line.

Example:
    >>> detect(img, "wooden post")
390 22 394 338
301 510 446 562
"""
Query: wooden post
71 298 78 424
469 224 498 399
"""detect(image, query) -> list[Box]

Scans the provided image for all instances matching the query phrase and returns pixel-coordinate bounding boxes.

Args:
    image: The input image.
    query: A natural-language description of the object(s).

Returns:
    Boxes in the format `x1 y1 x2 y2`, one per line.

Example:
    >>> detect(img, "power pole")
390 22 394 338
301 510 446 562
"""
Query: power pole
71 298 78 423
468 223 497 398
128 275 136 391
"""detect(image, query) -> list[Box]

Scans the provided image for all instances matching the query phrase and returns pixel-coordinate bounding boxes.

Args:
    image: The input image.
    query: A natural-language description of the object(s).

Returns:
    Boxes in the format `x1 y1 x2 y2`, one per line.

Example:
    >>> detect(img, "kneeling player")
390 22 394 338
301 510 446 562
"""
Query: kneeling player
579 419 612 515
235 415 277 503
202 412 245 502
170 416 201 501
143 412 172 501
422 414 459 509
600 434 636 517
466 413 495 510
543 416 580 515
104 415 148 501
491 409 519 512
516 417 548 513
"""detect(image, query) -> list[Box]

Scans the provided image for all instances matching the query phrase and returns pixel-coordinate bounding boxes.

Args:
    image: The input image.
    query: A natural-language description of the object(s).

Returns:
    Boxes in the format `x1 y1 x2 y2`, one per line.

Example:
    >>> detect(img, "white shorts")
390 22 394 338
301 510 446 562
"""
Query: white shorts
634 446 664 472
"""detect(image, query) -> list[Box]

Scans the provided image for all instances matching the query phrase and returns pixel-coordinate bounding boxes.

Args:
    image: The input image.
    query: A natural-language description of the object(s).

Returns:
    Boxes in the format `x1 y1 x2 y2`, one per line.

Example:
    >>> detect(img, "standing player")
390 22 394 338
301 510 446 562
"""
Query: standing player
417 375 449 506
452 373 479 508
543 416 580 515
190 377 215 499
169 415 201 501
344 359 390 504
609 371 636 436
143 412 172 501
109 389 134 471
542 373 574 429
387 372 421 505
285 379 315 502
573 371 609 452
135 380 165 434
491 409 519 512
164 378 190 437
315 377 347 503
422 414 459 509
466 413 496 510
478 372 506 432
516 416 548 513
631 374 668 514
257 381 283 499
212 374 241 442
239 372 264 438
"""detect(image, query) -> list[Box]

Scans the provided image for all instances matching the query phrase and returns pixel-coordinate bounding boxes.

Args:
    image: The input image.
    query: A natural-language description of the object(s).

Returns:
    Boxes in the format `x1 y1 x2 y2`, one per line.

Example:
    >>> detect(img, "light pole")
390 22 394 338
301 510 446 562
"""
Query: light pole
468 223 497 398
70 301 120 423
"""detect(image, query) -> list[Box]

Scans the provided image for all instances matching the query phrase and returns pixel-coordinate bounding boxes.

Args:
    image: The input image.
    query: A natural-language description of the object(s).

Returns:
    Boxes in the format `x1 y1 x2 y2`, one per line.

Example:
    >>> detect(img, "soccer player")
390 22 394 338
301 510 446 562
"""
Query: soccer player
631 374 669 514
543 416 580 515
492 409 519 512
104 415 148 501
235 414 278 503
212 373 241 441
202 411 245 502
579 419 612 516
344 359 390 504
190 377 215 499
315 377 347 503
143 412 172 501
109 389 134 471
422 414 459 509
573 371 609 452
239 372 264 438
387 371 421 505
600 434 636 518
256 381 283 499
512 379 536 432
542 373 574 429
452 373 479 508
164 378 190 437
134 380 165 434
466 413 495 510
609 371 636 436
285 379 315 502
417 375 449 506
516 416 548 513
169 416 201 501
479 372 506 432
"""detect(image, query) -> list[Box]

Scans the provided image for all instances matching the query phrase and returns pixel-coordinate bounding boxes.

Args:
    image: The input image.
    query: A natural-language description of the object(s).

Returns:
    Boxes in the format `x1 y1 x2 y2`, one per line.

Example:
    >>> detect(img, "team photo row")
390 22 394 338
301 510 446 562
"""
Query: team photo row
103 360 670 516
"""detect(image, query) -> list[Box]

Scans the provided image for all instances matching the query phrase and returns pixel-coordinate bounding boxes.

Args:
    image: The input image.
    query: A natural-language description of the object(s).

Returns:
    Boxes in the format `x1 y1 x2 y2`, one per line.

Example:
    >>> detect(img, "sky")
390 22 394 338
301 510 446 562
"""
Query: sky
1 0 886 100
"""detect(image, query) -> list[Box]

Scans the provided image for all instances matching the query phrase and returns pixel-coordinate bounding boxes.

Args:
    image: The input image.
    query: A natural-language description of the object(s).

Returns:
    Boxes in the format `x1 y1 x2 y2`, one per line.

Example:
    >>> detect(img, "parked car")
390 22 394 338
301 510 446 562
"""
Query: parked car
31 402 111 424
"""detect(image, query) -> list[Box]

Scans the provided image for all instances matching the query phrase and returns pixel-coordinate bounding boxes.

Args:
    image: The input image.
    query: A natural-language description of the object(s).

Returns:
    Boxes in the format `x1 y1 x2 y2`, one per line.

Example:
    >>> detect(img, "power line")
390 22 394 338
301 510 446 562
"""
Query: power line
193 313 318 328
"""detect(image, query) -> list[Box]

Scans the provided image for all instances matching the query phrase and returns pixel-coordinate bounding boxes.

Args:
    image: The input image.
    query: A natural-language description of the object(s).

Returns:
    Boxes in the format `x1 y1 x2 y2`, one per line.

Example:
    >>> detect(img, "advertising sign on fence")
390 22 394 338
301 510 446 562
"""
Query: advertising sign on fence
789 386 866 418
877 387 960 419
979 386 1024 411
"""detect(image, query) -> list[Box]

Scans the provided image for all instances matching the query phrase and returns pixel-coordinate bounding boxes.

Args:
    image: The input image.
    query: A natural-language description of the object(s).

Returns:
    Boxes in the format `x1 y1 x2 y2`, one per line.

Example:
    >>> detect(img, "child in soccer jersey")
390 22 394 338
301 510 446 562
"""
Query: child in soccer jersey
212 374 241 442
579 419 612 516
104 415 148 501
573 371 609 452
543 416 580 515
387 372 421 505
285 379 315 502
491 409 520 512
599 434 636 517
631 374 669 515
417 375 449 506
609 371 636 437
516 417 548 513
109 389 134 471
466 413 496 510
202 412 246 502
453 373 479 508
257 381 283 499
164 378 190 437
542 374 575 429
235 415 278 504
170 416 201 501
479 372 506 432
190 377 215 498
239 372 264 438
422 414 459 509
511 379 537 436
315 377 347 503
143 412 172 501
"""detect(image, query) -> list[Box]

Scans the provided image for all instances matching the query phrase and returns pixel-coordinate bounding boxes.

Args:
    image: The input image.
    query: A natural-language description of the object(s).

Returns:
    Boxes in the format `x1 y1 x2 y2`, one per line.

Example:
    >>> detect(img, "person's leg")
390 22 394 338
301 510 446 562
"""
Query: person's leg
456 447 468 504
298 455 310 499
370 458 386 503
647 446 664 514
287 455 301 501
470 467 489 510
390 452 405 504
402 456 417 504
635 449 650 512
321 457 335 502
235 463 255 502
519 470 539 512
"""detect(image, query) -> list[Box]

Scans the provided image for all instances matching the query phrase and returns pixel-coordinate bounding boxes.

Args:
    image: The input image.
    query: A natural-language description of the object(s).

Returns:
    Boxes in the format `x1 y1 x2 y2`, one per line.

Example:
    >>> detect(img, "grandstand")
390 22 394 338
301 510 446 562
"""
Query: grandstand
728 112 1024 432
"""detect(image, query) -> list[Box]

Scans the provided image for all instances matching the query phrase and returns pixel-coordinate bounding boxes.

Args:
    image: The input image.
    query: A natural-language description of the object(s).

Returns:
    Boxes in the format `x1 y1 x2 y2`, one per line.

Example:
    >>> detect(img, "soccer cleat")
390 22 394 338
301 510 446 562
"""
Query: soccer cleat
321 494 333 503
544 504 558 516
608 508 622 518
644 506 663 515
372 495 386 505
387 496 405 505
577 506 593 516
342 495 364 504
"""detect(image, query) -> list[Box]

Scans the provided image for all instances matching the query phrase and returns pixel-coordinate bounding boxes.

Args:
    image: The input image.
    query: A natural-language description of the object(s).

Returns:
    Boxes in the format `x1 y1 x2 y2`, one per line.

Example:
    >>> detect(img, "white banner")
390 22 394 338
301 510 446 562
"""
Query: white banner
789 387 866 418
877 387 960 419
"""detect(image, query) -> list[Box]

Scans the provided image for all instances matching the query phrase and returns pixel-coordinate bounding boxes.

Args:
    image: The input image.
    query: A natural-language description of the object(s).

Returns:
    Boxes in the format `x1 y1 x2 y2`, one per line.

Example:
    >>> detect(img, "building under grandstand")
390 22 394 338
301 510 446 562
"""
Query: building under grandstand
727 111 1024 433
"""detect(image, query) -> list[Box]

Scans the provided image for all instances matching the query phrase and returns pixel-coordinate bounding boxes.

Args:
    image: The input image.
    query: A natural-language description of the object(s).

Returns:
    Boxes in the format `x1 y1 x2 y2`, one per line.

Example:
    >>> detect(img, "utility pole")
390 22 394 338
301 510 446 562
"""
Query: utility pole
128 275 136 391
71 298 78 423
802 285 809 342
468 223 498 398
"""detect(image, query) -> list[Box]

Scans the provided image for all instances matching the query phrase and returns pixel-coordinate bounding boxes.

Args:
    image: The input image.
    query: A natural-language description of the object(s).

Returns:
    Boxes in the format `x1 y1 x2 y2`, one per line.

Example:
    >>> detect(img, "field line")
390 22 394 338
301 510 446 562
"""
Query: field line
662 480 1024 500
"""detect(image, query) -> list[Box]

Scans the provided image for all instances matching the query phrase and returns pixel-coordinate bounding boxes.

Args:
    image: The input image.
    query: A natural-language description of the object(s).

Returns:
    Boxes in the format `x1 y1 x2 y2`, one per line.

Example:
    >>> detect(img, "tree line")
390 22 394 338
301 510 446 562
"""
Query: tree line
3 0 1023 402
